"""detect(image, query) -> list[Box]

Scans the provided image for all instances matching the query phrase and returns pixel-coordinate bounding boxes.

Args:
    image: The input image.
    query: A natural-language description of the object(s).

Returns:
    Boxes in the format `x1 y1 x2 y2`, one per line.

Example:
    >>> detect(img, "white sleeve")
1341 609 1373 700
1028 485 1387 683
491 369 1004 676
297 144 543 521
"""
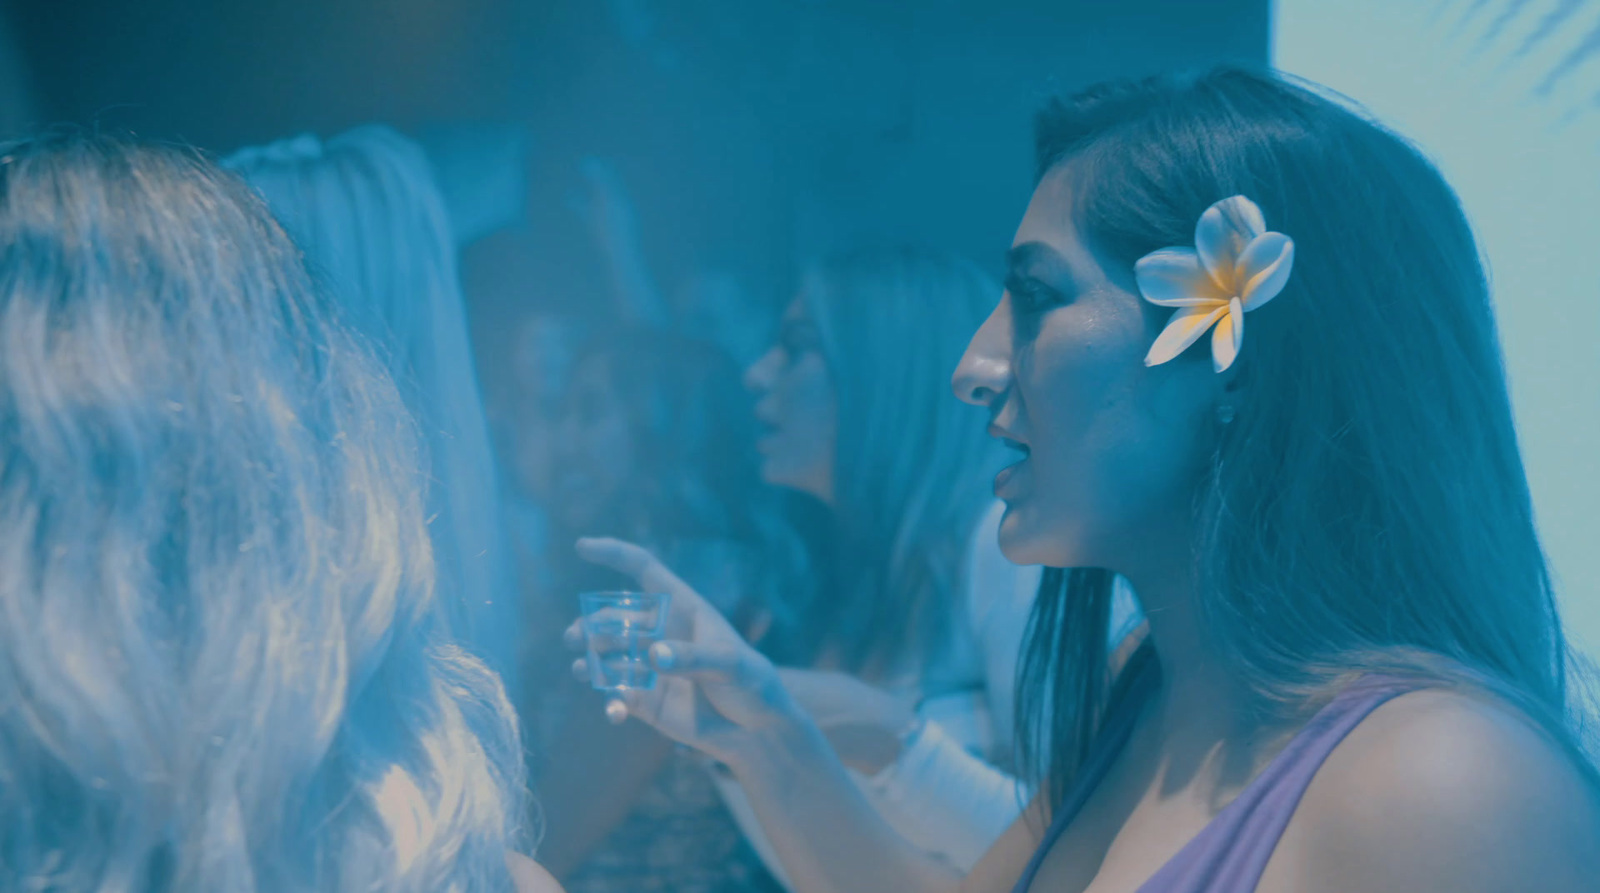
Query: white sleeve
852 501 1040 871
713 717 1028 884
859 719 1028 871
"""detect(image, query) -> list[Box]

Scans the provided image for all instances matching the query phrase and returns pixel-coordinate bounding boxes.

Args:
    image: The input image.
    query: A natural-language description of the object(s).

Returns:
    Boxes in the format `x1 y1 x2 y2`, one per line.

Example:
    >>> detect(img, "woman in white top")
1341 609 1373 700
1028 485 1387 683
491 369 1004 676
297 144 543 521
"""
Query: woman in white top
728 247 1034 879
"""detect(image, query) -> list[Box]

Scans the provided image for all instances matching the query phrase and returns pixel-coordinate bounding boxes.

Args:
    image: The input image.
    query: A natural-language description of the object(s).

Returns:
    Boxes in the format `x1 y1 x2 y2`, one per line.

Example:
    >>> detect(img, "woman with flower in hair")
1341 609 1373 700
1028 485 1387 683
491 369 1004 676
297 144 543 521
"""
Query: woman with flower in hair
572 66 1600 893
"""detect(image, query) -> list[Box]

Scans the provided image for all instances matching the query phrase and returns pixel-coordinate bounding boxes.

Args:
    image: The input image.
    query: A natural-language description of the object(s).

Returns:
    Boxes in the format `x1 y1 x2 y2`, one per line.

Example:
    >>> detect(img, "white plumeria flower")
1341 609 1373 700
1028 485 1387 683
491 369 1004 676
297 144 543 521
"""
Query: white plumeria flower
1134 195 1295 372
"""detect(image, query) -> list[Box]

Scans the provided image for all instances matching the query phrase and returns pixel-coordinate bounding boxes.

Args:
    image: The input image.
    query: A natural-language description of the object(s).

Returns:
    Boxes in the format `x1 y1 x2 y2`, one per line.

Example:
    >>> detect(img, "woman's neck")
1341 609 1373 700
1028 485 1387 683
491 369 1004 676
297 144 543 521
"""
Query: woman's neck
1120 557 1311 803
1120 545 1254 741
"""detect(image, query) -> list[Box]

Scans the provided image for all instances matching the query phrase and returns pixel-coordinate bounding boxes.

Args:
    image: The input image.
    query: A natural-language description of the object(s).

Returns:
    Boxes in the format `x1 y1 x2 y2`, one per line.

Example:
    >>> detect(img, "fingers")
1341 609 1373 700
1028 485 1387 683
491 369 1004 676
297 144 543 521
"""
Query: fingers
572 641 776 703
562 602 662 649
599 683 670 733
605 698 629 725
571 538 727 645
650 640 779 697
574 536 655 578
565 659 654 726
574 537 688 596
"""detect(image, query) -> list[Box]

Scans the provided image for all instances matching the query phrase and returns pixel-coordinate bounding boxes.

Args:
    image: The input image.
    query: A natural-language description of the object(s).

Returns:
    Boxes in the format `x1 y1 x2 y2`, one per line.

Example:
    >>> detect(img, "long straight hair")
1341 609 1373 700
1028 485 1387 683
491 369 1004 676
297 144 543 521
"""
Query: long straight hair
1014 67 1594 810
225 126 520 691
0 133 528 891
800 247 1003 678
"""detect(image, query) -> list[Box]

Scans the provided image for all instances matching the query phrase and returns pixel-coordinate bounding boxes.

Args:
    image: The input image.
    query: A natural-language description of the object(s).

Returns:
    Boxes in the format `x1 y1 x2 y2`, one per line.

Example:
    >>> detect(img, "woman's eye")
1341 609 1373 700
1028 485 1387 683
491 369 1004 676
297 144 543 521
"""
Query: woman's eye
1008 277 1061 312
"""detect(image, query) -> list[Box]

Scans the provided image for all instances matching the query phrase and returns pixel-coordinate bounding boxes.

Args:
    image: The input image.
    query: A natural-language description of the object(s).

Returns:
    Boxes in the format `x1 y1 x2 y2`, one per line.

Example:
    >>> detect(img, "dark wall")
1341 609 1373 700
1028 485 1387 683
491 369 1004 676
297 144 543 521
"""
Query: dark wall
4 0 1268 339
478 0 1269 330
7 0 520 146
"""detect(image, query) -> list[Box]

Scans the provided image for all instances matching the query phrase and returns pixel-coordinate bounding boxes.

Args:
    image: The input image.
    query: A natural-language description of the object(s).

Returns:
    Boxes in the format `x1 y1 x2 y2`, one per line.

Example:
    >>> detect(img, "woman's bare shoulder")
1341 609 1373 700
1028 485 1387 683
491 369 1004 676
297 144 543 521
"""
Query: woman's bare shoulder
1265 688 1600 893
508 852 566 893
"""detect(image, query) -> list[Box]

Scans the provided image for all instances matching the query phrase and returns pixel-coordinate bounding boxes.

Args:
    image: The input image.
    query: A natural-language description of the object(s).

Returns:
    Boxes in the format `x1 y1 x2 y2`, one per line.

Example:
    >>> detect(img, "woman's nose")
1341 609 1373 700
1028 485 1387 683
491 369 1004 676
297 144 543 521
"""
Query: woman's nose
952 299 1013 407
743 345 780 395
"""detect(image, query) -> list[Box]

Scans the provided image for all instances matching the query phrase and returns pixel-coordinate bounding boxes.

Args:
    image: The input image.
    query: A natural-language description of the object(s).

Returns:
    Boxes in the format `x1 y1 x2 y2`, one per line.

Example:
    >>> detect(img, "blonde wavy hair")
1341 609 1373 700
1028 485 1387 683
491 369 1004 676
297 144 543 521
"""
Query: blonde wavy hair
0 133 529 891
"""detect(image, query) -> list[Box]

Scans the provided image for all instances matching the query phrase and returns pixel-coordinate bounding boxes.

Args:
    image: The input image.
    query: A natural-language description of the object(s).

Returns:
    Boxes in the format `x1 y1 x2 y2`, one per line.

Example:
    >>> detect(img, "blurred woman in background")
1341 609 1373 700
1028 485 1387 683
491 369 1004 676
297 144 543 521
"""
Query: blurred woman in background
225 126 522 691
0 132 554 892
531 326 806 892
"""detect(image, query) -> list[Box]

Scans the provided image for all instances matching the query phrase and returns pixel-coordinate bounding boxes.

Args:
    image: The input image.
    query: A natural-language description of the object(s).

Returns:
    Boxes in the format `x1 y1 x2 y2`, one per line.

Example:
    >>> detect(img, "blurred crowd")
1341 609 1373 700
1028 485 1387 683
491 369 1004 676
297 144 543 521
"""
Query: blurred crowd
477 149 1061 892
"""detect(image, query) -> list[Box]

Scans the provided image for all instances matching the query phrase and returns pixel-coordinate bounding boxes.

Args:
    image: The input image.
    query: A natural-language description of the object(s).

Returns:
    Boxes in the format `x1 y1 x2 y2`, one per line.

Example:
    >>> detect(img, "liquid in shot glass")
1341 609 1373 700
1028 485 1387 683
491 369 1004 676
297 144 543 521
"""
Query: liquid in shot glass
579 591 672 692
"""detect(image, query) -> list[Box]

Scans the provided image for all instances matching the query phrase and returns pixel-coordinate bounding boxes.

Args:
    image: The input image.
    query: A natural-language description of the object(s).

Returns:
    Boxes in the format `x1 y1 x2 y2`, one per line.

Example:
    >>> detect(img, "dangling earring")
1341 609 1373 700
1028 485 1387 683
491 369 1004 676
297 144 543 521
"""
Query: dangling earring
1216 403 1236 425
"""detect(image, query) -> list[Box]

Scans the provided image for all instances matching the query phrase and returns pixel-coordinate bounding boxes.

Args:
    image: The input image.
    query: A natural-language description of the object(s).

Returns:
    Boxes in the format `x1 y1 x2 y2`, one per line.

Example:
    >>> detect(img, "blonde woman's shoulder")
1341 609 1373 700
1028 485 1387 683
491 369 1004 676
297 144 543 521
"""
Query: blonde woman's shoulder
507 852 566 893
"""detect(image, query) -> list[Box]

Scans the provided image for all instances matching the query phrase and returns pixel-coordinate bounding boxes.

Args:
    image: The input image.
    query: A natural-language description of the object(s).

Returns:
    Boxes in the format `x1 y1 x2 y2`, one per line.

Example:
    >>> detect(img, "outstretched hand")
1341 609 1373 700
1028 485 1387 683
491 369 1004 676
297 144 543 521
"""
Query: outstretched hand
566 537 805 767
566 539 968 893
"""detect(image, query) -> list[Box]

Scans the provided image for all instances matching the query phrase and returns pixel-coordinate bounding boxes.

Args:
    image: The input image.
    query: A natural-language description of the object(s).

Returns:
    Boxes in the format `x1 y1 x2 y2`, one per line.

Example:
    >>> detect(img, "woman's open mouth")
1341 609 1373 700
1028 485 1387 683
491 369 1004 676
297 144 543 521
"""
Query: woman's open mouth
755 418 781 454
993 436 1030 499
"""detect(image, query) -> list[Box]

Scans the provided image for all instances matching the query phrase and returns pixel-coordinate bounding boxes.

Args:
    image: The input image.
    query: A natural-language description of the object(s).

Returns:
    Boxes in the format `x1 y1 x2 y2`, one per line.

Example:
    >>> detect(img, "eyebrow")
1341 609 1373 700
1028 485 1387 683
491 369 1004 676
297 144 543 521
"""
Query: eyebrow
1005 241 1072 284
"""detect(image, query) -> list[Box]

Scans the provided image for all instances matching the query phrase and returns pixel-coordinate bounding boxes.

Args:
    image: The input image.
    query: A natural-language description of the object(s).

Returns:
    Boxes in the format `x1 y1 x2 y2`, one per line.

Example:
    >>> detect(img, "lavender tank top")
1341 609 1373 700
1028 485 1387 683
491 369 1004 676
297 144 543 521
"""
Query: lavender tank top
1011 669 1419 893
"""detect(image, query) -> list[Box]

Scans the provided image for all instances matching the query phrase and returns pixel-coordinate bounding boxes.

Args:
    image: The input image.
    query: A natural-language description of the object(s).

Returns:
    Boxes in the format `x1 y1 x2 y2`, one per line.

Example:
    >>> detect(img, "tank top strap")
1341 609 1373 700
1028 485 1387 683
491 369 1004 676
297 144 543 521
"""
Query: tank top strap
1012 672 1424 893
1010 656 1161 893
1141 675 1422 892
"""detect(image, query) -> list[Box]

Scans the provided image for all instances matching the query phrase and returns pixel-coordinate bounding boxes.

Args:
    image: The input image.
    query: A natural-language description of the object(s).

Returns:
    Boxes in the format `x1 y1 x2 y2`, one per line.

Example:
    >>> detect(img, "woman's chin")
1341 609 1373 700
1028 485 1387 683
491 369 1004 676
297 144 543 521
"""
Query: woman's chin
997 505 1080 568
759 459 832 505
756 460 786 490
996 506 1045 565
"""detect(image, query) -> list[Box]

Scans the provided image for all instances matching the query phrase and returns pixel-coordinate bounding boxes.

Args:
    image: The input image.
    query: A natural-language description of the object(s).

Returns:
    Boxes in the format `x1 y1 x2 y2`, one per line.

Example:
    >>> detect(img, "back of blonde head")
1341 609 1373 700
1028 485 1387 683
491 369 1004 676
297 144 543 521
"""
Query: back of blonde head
0 133 528 891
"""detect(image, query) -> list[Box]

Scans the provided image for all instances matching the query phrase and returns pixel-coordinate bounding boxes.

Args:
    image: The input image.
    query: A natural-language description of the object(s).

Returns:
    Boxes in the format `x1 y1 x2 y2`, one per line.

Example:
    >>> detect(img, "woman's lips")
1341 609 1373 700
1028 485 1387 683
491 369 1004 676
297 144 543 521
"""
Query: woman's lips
994 457 1026 499
754 417 781 454
993 439 1031 499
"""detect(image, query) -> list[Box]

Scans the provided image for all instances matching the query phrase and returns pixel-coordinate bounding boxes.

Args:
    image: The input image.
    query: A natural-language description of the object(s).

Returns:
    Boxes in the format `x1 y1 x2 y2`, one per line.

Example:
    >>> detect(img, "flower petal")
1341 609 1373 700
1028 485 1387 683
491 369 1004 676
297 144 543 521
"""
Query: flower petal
1211 296 1244 372
1145 304 1228 367
1195 195 1267 293
1134 247 1229 307
1236 232 1295 311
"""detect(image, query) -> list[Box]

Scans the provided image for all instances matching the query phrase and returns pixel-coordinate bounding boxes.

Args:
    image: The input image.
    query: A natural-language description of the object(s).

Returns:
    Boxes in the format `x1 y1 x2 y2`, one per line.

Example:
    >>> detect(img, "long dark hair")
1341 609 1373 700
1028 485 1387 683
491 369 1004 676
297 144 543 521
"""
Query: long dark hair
799 248 1003 678
1014 66 1594 811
